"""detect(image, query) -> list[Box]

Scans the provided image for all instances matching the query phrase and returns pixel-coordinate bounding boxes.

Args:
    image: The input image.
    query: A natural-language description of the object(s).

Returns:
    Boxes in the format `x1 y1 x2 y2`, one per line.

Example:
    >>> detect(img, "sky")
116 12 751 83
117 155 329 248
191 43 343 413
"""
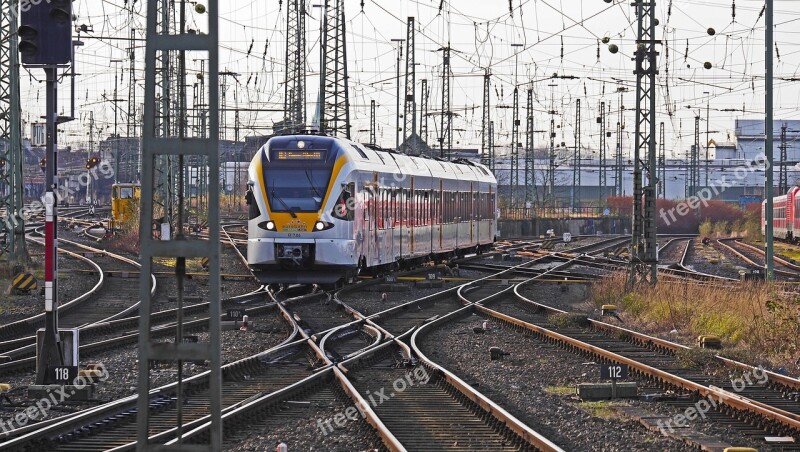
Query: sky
17 0 800 161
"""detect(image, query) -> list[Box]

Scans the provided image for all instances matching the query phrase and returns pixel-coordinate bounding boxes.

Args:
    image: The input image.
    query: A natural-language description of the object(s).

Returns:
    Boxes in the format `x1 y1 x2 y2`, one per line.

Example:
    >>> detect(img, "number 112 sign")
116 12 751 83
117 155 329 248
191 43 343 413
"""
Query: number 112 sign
601 363 628 380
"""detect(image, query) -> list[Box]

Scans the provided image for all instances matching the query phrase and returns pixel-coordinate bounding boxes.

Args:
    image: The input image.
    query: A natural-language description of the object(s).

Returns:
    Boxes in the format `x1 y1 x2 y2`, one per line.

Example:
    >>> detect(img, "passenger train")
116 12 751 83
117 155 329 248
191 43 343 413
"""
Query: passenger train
246 134 498 285
762 186 800 242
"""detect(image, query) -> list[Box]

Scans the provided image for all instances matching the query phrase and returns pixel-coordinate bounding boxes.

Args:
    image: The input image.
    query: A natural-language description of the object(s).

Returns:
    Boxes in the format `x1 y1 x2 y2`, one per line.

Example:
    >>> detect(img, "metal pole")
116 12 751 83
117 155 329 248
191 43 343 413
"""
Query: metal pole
403 17 416 154
511 87 519 208
599 101 606 208
765 0 774 280
393 39 403 150
114 63 119 183
37 67 64 384
369 99 376 146
420 78 429 148
481 69 490 167
705 96 709 187
0 0 27 262
573 98 581 211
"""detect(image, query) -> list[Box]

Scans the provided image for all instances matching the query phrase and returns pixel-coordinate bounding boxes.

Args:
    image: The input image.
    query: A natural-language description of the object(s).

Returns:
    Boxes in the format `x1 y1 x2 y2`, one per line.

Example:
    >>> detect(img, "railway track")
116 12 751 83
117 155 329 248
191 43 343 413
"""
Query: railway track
0 290 280 376
0 234 156 346
3 339 318 450
7 236 791 449
342 341 559 451
717 238 800 279
0 219 262 370
460 277 800 446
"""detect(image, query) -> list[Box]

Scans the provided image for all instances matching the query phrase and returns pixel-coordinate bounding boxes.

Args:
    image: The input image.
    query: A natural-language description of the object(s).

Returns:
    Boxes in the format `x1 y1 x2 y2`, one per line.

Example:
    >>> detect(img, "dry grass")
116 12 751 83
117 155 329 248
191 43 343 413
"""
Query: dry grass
591 273 800 372
106 202 141 256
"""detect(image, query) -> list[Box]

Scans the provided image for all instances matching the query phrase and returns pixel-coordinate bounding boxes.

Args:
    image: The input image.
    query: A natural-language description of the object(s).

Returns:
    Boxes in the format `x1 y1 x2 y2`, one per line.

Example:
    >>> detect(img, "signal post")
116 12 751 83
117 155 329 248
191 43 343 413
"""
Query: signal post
18 0 74 385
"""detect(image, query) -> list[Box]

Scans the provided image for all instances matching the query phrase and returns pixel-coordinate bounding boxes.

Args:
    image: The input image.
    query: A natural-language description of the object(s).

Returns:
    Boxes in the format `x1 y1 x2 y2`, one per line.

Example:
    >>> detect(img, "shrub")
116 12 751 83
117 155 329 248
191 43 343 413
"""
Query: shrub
590 272 800 373
698 219 713 236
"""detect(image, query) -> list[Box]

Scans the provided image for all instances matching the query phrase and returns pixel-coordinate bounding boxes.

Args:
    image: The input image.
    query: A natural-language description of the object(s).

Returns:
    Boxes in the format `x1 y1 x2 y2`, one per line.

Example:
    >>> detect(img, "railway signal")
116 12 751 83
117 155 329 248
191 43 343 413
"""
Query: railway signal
85 157 100 169
20 0 75 386
18 0 73 66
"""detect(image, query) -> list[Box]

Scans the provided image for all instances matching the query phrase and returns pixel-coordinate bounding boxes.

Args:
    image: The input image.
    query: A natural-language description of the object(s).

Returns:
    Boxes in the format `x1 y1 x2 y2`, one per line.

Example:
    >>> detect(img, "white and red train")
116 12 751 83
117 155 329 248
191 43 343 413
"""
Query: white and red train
762 186 800 241
246 134 498 285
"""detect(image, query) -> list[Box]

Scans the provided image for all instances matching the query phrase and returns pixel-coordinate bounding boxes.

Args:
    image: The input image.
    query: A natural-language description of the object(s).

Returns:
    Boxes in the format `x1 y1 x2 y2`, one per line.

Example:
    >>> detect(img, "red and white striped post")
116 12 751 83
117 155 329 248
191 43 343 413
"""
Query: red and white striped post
36 67 64 384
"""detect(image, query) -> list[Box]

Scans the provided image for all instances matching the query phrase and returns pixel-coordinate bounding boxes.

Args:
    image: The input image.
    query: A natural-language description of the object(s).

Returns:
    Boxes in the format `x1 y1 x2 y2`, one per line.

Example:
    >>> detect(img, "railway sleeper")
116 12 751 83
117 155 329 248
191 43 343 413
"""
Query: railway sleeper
491 312 800 441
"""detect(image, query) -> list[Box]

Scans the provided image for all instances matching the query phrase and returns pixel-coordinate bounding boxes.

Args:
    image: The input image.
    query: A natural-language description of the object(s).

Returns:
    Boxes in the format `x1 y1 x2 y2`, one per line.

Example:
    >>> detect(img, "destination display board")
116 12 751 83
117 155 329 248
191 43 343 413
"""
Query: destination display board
274 150 325 160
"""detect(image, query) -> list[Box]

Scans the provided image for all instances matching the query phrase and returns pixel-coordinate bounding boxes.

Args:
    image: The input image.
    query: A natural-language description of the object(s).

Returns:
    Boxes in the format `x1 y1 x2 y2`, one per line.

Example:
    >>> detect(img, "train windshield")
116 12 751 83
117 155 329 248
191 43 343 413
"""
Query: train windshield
263 147 335 213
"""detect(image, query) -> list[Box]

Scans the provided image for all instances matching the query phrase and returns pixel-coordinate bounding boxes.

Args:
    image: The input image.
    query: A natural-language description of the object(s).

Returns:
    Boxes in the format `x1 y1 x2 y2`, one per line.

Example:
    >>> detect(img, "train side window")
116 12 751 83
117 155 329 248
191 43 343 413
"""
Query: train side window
419 192 423 226
444 192 449 223
246 184 260 220
450 192 456 223
425 191 430 226
381 189 386 229
406 189 411 225
331 183 355 221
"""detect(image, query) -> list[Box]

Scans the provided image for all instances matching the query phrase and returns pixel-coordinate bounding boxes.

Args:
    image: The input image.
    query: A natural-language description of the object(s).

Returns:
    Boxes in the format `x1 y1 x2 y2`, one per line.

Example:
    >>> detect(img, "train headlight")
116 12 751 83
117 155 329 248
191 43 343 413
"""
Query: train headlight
312 221 334 231
265 221 276 231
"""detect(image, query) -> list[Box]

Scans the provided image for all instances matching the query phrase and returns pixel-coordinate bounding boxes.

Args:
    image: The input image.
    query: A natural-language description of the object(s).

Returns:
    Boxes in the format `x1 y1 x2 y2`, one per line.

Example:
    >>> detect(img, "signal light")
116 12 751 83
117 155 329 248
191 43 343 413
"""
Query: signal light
19 0 73 66
86 157 101 169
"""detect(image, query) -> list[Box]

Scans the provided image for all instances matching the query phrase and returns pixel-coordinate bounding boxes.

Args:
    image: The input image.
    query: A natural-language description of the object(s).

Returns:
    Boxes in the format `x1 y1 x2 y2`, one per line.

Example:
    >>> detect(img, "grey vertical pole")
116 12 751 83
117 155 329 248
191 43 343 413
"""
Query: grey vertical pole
394 39 402 150
525 88 534 210
139 0 221 448
481 70 490 167
420 78 429 148
599 101 606 208
511 87 519 208
765 0 774 280
403 17 416 154
573 98 581 211
369 99 376 146
0 0 27 262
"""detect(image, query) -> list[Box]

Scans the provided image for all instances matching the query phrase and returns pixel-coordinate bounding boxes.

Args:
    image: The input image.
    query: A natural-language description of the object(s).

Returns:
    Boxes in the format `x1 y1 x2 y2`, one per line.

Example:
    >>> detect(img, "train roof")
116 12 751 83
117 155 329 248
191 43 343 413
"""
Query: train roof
260 134 496 185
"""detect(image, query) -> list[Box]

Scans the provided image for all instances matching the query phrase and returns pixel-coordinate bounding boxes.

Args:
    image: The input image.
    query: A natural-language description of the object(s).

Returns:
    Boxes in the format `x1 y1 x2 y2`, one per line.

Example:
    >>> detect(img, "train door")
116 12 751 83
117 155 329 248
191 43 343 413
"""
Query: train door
381 186 390 264
438 179 443 250
409 176 415 256
372 173 381 264
470 183 475 245
391 188 399 262
361 182 371 265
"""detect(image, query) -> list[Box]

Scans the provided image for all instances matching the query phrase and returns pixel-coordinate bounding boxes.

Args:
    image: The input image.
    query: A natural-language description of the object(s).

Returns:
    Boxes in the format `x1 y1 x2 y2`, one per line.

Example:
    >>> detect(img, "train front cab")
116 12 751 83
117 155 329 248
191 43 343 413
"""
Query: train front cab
247 136 358 285
789 186 800 242
111 183 141 228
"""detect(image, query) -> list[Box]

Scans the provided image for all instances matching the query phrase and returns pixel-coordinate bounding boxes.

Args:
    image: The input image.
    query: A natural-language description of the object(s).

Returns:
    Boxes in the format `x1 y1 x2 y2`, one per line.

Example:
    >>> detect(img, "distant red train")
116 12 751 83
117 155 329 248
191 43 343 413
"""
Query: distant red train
762 186 800 241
